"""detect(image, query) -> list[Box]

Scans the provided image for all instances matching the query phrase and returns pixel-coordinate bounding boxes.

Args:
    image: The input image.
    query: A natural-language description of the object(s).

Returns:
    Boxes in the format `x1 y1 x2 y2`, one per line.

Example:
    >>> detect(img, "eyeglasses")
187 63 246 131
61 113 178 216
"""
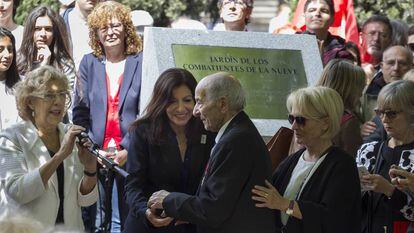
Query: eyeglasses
99 23 123 34
288 114 307 126
222 0 249 7
374 109 402 120
408 43 414 52
34 91 70 103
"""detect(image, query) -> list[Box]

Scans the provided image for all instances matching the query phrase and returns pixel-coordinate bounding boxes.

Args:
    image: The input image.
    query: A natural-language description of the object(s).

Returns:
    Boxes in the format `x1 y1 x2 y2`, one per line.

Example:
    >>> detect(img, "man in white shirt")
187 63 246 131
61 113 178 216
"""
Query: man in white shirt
62 0 98 70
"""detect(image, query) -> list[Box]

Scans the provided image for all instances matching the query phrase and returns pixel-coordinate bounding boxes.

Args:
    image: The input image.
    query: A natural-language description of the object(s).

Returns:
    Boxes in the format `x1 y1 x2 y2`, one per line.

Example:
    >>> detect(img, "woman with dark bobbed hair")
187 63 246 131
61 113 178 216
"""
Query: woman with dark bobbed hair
124 68 215 233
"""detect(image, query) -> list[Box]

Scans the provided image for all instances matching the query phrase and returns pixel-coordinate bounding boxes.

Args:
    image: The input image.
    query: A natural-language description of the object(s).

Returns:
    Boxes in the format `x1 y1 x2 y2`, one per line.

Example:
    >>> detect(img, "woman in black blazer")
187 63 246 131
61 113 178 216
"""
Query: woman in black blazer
252 86 361 233
124 68 215 233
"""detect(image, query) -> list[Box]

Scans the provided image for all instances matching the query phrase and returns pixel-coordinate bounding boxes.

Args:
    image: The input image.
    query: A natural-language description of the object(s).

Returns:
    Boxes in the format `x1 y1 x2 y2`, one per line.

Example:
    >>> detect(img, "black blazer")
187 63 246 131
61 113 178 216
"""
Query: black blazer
163 111 276 233
272 147 361 233
124 120 215 233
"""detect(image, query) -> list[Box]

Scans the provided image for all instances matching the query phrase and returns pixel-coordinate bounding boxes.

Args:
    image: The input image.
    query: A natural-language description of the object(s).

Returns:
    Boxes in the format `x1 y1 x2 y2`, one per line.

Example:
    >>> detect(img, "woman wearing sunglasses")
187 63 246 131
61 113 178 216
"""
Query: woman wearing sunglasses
356 80 414 233
252 86 361 233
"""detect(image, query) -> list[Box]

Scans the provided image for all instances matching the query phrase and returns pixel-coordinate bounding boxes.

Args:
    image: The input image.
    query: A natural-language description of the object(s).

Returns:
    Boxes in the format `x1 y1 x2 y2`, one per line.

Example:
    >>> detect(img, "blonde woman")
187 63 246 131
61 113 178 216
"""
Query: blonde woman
252 86 361 233
317 59 366 156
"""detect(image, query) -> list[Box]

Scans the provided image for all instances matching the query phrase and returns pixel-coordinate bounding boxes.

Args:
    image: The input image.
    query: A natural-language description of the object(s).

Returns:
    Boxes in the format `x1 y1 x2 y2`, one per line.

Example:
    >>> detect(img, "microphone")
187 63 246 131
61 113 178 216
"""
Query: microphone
76 131 129 178
76 132 99 151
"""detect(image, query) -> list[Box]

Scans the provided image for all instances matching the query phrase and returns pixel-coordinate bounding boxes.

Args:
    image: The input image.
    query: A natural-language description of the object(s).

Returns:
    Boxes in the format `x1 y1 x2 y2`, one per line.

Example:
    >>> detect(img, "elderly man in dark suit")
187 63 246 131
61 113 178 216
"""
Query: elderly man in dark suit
148 72 275 233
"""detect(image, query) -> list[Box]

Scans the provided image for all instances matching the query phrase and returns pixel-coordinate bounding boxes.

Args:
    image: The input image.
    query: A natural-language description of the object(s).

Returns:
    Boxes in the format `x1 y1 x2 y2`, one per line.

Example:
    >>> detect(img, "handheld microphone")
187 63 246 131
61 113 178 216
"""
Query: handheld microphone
76 132 99 151
76 131 129 178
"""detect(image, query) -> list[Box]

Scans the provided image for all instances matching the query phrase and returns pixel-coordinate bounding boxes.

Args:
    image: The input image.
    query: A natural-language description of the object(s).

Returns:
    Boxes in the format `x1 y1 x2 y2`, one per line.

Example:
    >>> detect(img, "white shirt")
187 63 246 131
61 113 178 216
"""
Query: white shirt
0 81 19 131
68 7 93 70
215 113 238 143
105 59 126 97
281 152 327 225
11 25 24 51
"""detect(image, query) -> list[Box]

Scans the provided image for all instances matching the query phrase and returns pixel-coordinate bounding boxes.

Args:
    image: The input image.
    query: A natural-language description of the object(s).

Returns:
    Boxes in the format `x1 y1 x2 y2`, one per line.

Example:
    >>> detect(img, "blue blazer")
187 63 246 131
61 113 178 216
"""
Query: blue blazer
72 52 142 149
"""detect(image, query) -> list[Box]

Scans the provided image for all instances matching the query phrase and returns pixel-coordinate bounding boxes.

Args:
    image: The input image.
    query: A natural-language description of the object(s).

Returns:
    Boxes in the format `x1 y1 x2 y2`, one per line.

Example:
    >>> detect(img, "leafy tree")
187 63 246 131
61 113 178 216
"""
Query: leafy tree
120 0 211 26
15 0 59 25
354 0 414 25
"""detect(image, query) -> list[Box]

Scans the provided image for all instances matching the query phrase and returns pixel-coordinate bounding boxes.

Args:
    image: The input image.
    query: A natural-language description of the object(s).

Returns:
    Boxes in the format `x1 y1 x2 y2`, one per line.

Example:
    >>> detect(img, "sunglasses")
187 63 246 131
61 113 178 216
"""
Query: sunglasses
374 109 402 120
288 114 307 126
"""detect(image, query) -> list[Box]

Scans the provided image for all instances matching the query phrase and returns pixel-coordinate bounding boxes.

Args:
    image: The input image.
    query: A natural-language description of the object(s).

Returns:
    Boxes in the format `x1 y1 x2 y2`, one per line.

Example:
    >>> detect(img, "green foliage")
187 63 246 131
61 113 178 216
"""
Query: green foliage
353 0 414 25
15 0 60 25
120 0 210 26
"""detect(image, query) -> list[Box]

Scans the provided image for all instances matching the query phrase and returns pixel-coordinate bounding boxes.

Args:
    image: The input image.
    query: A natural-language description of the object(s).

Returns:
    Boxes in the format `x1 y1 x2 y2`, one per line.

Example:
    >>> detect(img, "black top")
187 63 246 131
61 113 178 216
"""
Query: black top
272 146 361 233
163 111 276 233
357 140 414 233
365 71 386 96
124 119 215 233
48 149 64 224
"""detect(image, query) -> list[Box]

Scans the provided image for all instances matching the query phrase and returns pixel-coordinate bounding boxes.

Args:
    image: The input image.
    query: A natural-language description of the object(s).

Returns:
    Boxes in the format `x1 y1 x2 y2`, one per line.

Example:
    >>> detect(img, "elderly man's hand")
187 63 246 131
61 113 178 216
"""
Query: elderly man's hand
148 190 170 210
145 208 173 227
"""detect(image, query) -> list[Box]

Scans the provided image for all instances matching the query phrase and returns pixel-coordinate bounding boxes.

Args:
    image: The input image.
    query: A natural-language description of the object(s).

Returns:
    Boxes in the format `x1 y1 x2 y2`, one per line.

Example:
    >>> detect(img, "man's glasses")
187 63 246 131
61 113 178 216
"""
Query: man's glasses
222 0 250 7
288 114 307 126
374 109 402 120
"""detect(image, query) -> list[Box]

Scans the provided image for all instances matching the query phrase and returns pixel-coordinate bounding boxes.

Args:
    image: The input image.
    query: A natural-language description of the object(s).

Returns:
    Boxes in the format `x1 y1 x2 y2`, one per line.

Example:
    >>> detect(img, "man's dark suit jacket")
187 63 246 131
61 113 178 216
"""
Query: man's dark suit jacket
163 111 276 233
124 120 215 233
72 52 142 149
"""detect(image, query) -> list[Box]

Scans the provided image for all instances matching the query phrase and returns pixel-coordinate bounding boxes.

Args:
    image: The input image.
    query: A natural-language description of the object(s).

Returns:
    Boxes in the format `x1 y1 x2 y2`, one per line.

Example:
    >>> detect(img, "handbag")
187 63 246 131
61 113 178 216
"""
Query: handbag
266 127 294 172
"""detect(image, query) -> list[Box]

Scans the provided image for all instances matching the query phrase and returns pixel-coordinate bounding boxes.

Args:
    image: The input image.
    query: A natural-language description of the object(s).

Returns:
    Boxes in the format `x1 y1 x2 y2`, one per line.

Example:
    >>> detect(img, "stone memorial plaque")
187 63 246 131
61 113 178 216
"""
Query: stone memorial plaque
141 27 323 136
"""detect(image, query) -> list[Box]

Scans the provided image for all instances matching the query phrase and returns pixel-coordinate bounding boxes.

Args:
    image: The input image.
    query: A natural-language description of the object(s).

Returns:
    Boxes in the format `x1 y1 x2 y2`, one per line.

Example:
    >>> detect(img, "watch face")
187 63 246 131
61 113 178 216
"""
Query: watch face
286 200 294 215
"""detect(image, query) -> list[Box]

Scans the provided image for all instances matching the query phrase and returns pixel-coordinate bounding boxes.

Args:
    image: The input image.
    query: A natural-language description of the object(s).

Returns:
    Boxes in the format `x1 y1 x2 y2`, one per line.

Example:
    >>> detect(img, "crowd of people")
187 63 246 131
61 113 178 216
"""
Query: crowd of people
0 0 414 233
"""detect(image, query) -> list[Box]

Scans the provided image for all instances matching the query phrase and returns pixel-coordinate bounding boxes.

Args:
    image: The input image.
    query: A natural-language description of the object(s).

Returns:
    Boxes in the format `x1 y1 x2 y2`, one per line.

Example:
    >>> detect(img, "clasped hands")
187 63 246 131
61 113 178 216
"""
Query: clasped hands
146 190 188 227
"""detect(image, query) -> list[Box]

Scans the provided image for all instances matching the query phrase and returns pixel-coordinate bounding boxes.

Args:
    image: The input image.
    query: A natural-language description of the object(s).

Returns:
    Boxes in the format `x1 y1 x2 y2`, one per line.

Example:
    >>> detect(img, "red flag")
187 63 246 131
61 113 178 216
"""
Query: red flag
291 0 359 45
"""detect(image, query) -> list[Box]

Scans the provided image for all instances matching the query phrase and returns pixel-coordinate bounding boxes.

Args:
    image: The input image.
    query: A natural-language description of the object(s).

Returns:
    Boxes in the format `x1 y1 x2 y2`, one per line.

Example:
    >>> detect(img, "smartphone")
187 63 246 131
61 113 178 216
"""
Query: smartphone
391 165 405 179
357 166 369 177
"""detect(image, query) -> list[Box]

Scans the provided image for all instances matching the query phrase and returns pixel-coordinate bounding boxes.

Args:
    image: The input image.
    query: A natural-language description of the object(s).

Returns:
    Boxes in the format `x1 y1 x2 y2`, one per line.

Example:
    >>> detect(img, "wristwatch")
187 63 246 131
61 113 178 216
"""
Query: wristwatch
285 200 295 215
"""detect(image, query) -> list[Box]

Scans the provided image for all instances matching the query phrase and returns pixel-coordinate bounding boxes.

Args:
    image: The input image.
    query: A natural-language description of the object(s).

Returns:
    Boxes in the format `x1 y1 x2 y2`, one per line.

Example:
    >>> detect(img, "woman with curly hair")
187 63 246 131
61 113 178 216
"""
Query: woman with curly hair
17 6 75 88
72 1 142 231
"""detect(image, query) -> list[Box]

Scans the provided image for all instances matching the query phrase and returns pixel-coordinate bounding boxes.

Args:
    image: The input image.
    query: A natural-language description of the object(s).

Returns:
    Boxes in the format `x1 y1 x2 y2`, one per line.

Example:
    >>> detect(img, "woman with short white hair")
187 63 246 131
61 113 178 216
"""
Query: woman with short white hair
252 86 361 233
